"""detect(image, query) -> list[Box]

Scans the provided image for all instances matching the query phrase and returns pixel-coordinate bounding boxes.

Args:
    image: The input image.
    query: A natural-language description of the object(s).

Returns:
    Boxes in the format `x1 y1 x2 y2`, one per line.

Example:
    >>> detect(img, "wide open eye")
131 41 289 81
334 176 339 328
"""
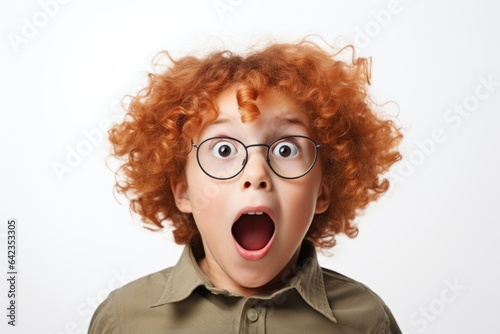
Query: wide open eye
272 141 299 158
211 140 238 158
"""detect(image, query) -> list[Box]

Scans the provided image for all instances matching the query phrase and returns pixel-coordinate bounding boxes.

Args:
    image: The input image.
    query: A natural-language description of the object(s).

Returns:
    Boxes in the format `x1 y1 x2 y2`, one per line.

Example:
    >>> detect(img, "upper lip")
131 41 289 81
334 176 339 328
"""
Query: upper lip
233 206 276 225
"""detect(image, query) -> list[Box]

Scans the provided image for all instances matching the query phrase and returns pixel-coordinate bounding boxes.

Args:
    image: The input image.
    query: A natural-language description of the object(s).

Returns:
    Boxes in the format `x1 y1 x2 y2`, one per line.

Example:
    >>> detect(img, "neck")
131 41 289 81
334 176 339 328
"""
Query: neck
198 248 303 298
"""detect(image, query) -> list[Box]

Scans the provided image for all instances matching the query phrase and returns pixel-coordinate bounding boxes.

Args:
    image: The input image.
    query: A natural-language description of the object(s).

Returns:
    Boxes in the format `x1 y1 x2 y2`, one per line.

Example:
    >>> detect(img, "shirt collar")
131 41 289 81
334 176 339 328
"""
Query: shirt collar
275 241 337 323
150 241 337 324
150 244 211 305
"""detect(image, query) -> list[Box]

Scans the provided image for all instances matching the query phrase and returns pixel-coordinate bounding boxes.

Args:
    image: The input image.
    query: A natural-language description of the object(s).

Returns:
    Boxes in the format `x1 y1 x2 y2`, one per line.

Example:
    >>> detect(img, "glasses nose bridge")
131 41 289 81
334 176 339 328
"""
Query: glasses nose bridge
244 143 271 161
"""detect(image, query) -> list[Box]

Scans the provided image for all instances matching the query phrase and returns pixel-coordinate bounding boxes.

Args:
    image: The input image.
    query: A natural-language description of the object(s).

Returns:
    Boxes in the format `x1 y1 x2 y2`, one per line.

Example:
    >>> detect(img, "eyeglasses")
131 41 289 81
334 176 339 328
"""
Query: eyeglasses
191 135 320 180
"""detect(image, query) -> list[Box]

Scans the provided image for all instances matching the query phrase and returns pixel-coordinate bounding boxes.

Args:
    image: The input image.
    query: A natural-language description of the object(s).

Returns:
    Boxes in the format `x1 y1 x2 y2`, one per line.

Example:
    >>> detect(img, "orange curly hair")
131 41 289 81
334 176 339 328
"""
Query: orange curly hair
109 39 402 249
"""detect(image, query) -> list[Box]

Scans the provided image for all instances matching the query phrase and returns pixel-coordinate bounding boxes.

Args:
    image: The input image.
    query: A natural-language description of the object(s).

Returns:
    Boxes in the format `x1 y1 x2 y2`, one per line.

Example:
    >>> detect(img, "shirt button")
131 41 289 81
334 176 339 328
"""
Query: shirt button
247 308 258 322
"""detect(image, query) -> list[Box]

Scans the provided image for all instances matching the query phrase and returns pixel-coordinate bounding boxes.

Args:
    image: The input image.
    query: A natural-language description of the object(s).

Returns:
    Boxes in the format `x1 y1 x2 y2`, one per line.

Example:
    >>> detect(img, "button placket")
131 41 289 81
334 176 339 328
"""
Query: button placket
247 307 259 322
239 299 268 334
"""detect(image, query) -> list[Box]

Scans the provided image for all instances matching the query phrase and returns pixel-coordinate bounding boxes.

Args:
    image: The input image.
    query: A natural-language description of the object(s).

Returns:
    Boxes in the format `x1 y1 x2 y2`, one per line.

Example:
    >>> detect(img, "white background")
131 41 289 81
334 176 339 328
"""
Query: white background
1 0 499 333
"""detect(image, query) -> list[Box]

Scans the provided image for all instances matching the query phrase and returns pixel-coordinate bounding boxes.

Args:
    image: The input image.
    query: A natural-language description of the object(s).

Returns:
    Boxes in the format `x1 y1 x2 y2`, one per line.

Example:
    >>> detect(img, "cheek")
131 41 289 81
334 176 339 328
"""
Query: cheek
184 156 221 214
280 176 322 224
190 187 230 244
282 184 318 215
190 181 223 211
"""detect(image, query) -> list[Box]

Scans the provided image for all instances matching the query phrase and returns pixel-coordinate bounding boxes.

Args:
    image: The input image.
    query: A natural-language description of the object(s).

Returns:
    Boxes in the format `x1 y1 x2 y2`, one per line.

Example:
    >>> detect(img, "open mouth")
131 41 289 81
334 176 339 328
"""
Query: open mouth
232 212 275 251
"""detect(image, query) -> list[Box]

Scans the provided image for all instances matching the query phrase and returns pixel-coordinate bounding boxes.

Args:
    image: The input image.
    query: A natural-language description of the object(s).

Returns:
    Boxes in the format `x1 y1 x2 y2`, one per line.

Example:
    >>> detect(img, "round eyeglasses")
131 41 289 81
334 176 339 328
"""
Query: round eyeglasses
191 135 321 180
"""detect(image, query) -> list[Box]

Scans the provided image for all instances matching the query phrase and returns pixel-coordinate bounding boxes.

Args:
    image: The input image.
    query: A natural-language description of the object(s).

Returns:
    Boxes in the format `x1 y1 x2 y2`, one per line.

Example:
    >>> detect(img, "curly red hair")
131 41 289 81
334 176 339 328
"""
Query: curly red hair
109 39 402 249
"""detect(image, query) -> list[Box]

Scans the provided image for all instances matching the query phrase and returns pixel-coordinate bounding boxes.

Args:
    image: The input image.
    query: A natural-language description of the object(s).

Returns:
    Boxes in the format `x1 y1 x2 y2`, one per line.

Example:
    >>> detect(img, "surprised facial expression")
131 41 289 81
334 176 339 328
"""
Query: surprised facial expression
172 88 330 297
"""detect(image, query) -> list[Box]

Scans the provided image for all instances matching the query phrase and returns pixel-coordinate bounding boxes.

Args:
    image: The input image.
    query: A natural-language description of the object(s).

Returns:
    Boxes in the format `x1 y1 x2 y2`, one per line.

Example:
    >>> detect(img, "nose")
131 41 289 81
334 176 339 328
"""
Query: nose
241 147 272 191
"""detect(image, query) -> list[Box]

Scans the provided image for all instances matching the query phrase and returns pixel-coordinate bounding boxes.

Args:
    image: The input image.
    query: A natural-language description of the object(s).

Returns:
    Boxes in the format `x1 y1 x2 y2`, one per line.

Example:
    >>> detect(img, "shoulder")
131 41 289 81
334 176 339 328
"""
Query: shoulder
320 267 401 333
88 266 174 334
110 266 174 306
321 267 386 305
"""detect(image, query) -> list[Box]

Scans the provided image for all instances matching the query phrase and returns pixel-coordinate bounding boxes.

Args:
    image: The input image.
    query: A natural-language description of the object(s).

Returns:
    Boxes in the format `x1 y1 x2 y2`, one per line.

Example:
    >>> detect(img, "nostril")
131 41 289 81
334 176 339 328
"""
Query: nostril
244 181 268 189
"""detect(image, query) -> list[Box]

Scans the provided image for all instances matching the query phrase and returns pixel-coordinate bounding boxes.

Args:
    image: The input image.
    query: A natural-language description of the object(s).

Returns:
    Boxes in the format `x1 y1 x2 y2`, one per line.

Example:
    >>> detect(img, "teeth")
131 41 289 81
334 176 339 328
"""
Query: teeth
245 212 263 215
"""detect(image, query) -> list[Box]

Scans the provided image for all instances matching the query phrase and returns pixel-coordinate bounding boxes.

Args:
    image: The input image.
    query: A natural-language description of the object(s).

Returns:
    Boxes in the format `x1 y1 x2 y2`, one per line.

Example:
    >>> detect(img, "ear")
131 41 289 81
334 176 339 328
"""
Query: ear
171 179 193 213
314 181 331 214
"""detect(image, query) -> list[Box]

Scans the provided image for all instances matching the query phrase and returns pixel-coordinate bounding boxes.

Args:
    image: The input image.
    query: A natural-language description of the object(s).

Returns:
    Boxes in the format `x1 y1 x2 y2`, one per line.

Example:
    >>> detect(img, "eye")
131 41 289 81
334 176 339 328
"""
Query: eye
212 140 238 158
272 141 299 158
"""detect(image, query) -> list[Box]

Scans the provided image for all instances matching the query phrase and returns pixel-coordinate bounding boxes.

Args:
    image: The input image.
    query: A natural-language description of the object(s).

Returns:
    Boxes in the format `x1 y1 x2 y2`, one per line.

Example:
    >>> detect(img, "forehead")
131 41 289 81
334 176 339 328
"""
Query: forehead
204 88 310 137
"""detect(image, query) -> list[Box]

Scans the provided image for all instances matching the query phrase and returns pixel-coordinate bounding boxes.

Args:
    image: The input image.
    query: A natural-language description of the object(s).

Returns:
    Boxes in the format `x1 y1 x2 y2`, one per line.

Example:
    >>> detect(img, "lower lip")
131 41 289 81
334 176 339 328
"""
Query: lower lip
233 232 276 261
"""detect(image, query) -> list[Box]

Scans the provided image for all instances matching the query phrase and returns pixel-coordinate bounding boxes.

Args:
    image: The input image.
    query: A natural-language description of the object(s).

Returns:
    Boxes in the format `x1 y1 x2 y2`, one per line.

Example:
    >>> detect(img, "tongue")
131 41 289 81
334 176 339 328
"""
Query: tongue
232 214 275 251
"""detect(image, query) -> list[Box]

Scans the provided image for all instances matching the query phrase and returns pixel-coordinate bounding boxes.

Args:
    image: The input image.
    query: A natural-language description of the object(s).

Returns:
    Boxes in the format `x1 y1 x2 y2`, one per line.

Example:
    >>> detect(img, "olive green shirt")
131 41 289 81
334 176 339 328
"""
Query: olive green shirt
89 242 401 333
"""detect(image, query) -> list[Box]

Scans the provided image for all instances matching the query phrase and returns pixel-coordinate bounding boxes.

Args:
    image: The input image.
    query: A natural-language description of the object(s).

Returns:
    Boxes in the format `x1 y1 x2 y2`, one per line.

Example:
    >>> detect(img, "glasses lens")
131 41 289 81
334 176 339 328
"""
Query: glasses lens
268 136 318 178
197 137 246 179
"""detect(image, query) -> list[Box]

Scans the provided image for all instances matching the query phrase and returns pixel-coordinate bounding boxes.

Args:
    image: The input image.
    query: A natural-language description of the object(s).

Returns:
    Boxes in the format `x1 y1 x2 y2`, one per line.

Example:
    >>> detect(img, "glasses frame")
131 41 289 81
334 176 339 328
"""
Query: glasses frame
191 135 321 180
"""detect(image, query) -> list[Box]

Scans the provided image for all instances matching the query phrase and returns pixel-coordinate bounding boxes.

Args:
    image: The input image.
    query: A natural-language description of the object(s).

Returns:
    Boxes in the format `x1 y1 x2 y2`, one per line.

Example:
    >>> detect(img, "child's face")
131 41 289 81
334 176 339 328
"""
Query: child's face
172 88 330 296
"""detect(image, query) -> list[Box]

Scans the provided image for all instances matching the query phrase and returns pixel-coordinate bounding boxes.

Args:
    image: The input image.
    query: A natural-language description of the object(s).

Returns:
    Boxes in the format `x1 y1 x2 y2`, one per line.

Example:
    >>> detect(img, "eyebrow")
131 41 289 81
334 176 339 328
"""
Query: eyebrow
278 116 308 128
206 117 233 127
202 113 310 137
208 114 307 127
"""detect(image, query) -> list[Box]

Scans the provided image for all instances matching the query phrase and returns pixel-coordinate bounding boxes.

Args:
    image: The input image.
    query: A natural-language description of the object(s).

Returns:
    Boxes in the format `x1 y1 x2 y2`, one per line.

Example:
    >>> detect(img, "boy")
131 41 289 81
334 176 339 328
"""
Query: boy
89 39 403 333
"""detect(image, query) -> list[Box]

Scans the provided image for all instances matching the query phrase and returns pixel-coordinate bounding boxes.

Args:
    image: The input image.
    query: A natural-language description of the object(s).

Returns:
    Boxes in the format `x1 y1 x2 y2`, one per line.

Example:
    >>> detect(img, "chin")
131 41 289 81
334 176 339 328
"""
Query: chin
232 270 275 289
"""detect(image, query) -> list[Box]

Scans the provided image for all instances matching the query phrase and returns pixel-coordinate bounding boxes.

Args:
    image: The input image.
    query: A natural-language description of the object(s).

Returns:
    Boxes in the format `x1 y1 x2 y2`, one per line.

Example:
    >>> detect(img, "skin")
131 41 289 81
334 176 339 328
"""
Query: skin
172 88 331 297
